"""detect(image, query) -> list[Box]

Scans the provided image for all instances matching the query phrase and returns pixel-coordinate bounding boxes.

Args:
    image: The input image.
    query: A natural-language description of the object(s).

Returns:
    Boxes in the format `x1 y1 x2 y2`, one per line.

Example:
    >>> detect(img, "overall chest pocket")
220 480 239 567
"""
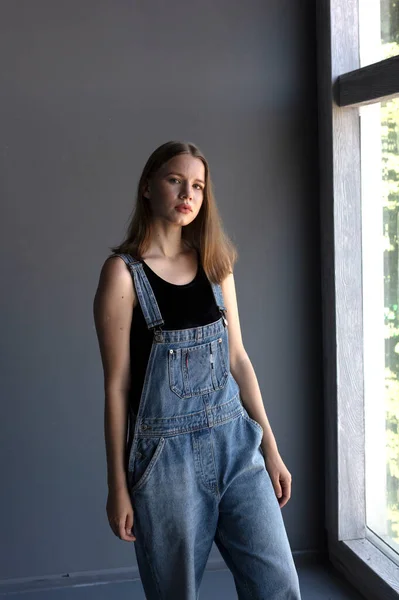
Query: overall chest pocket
168 337 229 398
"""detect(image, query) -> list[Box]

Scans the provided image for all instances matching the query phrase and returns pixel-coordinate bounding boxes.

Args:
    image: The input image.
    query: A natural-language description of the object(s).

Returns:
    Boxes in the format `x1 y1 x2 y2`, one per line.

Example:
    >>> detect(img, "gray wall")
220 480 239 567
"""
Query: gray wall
0 0 323 585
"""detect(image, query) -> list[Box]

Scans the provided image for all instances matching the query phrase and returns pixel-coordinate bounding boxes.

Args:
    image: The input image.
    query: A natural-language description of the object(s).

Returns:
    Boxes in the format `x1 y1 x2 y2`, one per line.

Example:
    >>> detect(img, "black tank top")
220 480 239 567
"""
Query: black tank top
128 254 221 413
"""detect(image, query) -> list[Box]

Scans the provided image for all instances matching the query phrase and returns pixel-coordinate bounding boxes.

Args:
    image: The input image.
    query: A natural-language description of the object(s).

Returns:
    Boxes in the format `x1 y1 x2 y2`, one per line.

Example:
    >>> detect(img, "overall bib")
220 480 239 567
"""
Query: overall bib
116 253 301 600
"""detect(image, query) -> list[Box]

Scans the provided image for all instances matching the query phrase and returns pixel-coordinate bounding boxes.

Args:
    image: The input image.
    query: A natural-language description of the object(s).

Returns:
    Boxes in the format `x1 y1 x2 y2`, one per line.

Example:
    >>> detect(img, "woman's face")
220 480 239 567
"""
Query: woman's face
143 154 205 226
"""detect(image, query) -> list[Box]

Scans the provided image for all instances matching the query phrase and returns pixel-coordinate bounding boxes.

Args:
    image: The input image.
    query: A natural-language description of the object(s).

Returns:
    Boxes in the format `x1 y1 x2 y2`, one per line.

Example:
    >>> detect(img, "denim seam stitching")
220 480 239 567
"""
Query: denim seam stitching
137 409 242 437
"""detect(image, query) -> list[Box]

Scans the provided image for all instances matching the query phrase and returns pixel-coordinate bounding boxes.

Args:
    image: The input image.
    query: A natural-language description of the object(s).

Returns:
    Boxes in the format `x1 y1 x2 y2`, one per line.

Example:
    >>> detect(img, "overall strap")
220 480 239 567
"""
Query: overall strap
110 253 165 331
194 246 228 324
210 281 228 326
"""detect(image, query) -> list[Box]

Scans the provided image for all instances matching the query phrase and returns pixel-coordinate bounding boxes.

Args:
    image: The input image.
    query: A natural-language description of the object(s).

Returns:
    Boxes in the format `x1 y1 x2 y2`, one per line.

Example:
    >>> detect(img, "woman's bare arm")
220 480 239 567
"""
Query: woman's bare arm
93 256 135 492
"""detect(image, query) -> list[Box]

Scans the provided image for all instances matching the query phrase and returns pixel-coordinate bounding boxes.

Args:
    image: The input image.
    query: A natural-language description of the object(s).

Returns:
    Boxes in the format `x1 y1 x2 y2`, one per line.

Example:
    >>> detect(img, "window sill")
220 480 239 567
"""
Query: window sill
329 533 399 600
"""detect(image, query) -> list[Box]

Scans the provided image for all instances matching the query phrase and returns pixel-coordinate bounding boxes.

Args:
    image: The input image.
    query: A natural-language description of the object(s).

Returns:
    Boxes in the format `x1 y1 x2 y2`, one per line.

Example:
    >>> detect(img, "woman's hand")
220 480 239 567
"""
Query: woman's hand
262 447 292 508
106 485 137 542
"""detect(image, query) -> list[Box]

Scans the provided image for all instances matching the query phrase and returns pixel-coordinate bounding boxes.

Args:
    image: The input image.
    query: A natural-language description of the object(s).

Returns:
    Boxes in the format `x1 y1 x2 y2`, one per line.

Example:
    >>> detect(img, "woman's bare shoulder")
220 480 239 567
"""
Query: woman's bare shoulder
93 256 136 390
94 254 137 315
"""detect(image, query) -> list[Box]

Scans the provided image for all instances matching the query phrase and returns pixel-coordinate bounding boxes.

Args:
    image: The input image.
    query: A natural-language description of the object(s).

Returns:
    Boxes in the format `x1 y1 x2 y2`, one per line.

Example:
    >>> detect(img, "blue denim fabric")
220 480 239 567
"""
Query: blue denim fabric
114 253 301 600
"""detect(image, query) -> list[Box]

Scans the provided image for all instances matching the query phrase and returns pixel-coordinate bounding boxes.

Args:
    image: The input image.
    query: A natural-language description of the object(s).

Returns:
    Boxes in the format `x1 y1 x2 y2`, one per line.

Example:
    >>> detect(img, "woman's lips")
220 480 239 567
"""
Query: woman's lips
175 205 191 213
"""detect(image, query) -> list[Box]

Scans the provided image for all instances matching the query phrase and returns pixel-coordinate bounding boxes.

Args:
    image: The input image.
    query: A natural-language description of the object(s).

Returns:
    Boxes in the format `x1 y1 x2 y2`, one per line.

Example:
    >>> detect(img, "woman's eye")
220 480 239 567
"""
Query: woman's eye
169 178 203 190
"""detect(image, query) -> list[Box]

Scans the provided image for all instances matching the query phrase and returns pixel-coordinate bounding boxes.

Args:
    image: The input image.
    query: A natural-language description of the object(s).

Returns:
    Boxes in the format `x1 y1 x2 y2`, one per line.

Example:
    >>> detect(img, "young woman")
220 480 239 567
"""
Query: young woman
93 140 302 599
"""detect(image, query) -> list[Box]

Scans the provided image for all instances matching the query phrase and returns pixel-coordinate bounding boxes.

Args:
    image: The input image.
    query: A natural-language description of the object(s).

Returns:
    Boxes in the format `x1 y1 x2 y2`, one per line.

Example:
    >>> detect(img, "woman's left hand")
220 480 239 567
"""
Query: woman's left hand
262 447 292 508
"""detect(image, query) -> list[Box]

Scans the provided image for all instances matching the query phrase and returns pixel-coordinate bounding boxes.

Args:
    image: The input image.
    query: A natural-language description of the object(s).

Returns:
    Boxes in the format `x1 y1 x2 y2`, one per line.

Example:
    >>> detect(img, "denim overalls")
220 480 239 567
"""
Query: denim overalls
115 253 301 600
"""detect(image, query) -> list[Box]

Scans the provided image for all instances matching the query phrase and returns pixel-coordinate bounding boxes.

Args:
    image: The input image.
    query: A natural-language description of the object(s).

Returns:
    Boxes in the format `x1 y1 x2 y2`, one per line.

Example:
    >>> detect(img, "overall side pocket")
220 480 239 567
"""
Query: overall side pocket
242 411 264 437
128 436 166 494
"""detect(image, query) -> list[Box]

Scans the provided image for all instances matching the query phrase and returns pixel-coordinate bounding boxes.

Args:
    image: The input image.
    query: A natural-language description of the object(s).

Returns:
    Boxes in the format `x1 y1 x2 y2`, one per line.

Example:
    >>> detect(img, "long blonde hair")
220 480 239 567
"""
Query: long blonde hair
110 140 238 283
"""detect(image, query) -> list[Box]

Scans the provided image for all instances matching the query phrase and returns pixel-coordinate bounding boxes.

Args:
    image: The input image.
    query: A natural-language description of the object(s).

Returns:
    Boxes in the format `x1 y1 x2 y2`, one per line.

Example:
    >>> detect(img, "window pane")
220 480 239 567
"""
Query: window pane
361 97 399 555
359 0 399 66
381 0 399 52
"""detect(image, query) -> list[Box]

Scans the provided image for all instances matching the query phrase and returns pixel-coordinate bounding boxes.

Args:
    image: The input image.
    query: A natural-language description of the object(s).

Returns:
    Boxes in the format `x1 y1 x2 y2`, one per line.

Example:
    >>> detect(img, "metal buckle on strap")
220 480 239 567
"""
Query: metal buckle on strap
220 309 228 327
153 325 164 342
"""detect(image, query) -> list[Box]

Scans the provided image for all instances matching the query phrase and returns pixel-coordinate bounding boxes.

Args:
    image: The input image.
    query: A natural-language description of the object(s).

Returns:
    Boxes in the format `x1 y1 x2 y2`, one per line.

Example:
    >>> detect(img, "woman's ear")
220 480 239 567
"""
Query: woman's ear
142 180 151 199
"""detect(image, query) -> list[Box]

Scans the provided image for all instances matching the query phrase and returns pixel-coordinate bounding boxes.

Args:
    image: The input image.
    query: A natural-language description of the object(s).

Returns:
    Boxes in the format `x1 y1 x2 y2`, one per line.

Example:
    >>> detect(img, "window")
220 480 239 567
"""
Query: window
317 0 399 597
359 4 399 556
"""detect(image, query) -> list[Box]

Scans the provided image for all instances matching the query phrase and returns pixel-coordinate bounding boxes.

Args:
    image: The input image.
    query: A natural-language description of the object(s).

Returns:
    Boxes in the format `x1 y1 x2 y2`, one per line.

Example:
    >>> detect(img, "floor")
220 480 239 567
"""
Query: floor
0 559 367 599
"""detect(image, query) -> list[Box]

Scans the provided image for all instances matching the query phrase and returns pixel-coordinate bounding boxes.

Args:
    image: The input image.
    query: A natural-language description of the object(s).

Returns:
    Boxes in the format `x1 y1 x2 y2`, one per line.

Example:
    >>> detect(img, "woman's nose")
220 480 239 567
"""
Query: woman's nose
181 183 192 199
